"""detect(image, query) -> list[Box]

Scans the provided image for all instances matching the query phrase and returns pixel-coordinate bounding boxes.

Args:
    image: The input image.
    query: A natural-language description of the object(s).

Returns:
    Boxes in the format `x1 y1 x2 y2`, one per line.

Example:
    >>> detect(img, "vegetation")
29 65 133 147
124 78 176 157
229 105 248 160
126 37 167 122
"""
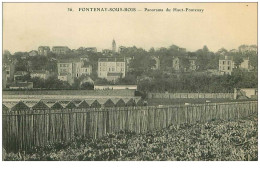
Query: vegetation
4 114 258 161
138 69 257 93
4 44 257 92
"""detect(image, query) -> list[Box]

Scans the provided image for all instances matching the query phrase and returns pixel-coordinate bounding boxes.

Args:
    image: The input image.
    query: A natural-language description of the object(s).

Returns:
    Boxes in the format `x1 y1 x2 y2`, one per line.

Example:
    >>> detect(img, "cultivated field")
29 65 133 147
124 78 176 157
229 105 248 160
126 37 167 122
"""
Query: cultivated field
4 114 258 161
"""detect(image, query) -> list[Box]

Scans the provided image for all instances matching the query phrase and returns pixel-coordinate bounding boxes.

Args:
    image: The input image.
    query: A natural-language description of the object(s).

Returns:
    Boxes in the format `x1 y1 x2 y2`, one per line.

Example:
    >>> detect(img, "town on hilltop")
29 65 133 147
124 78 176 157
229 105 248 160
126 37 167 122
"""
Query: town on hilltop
2 40 257 93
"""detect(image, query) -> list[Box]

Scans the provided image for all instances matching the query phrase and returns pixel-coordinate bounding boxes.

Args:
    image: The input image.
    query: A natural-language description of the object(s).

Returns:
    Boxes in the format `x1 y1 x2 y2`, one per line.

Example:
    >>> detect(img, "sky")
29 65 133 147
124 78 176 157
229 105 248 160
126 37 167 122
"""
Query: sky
3 2 257 53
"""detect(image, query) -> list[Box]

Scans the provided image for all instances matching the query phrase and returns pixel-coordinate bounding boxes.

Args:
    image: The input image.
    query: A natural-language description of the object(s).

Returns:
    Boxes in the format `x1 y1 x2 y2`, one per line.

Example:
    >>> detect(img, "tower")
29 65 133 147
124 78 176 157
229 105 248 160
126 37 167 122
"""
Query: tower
112 39 116 53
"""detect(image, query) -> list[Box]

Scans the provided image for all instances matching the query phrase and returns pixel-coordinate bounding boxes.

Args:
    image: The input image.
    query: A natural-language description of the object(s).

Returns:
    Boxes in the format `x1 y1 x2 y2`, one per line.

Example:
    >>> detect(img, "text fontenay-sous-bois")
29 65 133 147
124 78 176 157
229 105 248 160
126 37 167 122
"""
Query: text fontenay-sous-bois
73 8 204 13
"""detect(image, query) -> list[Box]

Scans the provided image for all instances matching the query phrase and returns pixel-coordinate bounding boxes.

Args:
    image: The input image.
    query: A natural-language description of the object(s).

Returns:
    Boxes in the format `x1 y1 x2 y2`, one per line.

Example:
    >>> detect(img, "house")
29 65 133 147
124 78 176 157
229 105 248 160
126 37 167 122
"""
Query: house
151 56 160 70
234 88 257 99
85 47 97 53
125 57 133 72
98 58 125 82
239 57 253 71
219 56 235 75
14 71 29 81
38 46 50 56
188 56 198 71
102 49 112 54
30 70 50 80
52 46 70 55
118 46 126 53
57 58 92 84
81 65 92 76
172 57 180 71
58 73 73 84
3 60 15 82
9 82 33 89
28 50 38 57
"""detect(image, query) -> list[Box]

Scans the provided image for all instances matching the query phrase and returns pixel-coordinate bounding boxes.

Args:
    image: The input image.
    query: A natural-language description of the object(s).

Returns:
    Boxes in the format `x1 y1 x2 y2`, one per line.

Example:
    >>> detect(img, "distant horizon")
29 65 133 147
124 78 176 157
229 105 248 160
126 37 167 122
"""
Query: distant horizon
3 41 258 55
3 3 257 54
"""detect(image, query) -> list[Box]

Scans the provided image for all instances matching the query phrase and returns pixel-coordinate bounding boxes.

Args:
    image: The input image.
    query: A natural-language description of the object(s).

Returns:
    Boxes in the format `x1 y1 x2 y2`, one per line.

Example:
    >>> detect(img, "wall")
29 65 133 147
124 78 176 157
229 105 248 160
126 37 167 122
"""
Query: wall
148 93 234 99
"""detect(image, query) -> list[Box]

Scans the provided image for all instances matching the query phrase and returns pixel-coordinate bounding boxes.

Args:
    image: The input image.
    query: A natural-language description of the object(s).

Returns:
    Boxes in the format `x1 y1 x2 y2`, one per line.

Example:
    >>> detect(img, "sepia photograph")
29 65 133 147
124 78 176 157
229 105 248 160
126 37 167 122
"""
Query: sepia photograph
1 2 258 162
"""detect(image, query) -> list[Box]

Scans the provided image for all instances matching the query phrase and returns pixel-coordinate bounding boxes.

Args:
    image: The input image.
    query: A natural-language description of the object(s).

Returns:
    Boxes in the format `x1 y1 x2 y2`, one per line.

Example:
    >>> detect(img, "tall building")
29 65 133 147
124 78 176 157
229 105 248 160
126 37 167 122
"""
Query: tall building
112 39 116 53
98 58 125 82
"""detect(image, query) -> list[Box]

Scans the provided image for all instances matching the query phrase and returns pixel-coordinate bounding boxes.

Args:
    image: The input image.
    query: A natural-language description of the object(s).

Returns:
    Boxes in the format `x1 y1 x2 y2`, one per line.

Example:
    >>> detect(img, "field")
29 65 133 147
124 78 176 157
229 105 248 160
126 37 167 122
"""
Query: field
4 114 257 161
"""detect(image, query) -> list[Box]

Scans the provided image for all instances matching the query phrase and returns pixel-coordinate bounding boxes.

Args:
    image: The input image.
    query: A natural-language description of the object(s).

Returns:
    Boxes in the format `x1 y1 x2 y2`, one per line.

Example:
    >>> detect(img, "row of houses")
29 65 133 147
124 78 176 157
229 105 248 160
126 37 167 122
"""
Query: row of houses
38 46 70 56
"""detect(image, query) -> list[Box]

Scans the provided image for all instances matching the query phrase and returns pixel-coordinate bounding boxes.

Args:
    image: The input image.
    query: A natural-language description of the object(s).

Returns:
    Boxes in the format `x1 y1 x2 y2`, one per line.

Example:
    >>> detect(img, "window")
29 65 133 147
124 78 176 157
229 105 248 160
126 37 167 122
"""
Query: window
223 66 225 70
6 71 9 74
223 61 225 65
228 61 230 65
227 66 230 70
85 69 88 72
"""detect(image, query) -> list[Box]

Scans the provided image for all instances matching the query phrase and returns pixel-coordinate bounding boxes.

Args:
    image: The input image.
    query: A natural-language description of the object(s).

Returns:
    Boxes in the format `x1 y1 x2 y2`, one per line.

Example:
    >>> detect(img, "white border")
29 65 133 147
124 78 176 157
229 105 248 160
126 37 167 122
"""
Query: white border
0 1 259 178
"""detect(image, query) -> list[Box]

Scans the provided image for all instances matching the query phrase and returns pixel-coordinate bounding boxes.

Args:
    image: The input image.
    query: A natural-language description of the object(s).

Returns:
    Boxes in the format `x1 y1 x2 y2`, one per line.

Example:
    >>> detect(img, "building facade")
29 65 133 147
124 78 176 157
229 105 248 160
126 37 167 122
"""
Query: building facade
239 57 253 71
3 62 15 82
151 56 160 70
172 57 180 71
52 46 70 55
38 46 50 56
219 56 235 75
98 58 125 81
30 70 50 80
85 47 97 53
57 58 92 84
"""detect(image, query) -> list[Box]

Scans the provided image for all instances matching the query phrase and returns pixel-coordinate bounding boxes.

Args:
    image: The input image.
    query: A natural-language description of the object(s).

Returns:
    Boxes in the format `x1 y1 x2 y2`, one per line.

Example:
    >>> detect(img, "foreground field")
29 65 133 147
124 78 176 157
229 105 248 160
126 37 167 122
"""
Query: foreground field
4 114 258 161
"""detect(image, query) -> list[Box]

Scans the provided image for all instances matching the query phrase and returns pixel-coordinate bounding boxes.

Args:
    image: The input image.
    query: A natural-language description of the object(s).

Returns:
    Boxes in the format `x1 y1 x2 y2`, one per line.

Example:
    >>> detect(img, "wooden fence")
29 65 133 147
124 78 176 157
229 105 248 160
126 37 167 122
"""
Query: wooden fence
2 101 257 153
148 93 234 99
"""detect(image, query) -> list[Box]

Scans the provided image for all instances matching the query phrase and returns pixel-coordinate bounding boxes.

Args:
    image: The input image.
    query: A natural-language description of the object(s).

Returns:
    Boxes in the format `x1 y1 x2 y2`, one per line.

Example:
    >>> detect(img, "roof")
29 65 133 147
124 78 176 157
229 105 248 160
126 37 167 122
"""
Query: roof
38 46 50 49
98 58 125 62
52 46 69 49
107 73 122 77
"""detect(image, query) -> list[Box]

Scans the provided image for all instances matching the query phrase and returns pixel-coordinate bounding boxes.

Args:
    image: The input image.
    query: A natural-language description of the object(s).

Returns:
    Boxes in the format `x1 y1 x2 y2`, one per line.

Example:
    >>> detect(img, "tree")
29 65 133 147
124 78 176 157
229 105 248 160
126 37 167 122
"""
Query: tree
81 82 94 90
